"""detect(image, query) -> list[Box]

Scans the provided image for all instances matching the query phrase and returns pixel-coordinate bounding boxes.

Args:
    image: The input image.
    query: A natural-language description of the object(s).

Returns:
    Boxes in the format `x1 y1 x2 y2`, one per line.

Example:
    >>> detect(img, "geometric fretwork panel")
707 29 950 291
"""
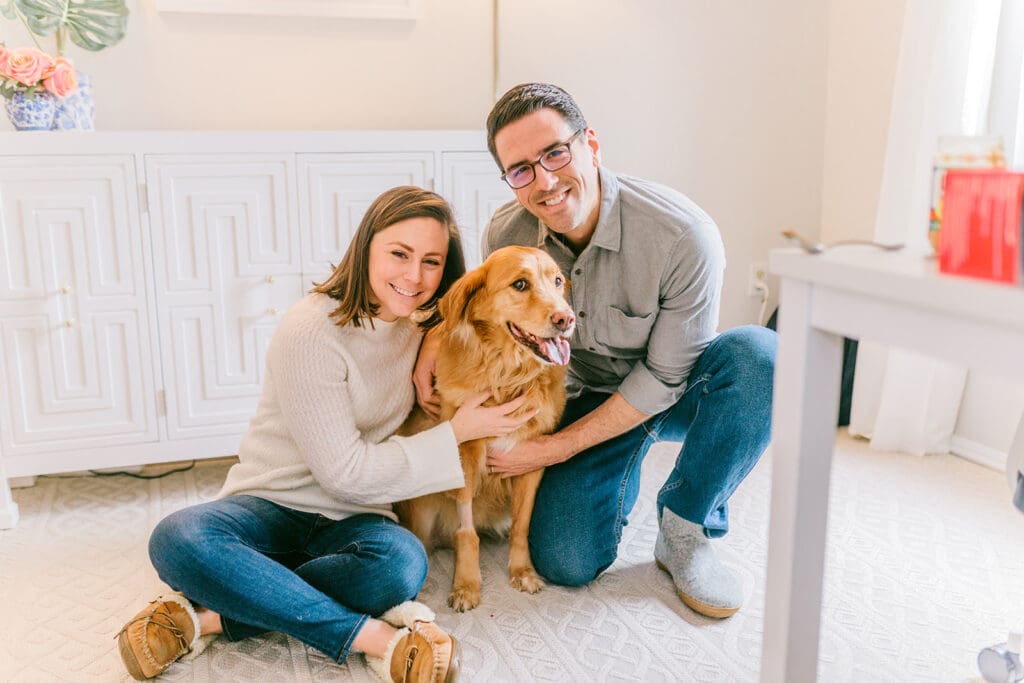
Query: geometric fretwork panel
146 156 303 439
0 156 158 455
441 152 514 268
299 153 434 281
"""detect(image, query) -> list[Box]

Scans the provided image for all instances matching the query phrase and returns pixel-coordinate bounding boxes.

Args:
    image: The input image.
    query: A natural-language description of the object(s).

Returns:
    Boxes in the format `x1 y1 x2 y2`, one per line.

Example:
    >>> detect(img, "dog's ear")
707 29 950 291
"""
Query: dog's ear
438 266 487 327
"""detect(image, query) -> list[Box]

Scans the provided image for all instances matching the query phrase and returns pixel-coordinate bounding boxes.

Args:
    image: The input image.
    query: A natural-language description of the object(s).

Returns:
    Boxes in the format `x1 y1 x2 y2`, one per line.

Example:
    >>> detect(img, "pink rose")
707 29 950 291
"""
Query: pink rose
43 57 77 97
6 47 53 86
0 46 10 78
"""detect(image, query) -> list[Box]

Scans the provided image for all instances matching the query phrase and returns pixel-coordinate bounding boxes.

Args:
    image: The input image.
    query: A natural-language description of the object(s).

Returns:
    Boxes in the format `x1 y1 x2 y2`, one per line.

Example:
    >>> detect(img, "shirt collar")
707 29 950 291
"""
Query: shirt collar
536 166 622 253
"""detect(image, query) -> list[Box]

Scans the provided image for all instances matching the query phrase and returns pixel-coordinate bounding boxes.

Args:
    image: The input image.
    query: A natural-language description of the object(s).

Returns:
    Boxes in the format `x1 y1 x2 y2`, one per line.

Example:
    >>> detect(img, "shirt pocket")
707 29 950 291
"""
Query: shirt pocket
594 306 654 359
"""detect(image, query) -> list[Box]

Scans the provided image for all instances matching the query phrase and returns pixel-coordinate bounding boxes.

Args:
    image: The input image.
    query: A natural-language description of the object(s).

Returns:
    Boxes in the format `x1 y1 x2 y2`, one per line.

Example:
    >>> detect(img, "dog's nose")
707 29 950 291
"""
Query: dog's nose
551 309 575 332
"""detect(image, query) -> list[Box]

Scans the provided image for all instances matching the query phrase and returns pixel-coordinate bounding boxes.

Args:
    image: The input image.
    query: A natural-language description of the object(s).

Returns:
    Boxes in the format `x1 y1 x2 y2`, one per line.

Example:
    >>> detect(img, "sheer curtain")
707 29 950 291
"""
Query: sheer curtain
848 0 1024 455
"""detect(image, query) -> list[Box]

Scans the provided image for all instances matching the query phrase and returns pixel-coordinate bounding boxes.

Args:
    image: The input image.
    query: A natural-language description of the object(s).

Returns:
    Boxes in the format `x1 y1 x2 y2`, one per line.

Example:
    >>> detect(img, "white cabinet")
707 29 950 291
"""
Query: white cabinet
0 156 159 468
0 131 502 528
442 152 513 268
299 153 435 278
146 155 304 439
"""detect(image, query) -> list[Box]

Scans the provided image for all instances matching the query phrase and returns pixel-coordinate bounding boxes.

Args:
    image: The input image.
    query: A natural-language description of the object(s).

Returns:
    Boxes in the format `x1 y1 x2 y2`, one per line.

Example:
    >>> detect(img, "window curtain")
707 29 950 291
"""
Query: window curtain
848 0 1024 455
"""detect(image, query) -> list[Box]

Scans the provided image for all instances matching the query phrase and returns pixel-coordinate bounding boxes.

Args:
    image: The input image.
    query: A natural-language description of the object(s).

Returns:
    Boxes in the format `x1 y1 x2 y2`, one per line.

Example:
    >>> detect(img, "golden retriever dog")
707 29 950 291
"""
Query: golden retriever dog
396 245 575 612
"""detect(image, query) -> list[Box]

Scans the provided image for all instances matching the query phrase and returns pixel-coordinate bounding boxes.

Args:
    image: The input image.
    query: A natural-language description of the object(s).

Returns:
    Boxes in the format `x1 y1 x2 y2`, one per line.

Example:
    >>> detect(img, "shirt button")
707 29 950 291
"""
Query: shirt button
574 268 582 275
578 311 586 318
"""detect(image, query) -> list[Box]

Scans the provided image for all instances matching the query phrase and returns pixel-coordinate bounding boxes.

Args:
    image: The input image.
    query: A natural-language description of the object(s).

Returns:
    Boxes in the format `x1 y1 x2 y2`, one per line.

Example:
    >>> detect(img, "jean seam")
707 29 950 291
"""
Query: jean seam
613 436 649 548
338 613 370 662
682 373 710 397
660 378 707 501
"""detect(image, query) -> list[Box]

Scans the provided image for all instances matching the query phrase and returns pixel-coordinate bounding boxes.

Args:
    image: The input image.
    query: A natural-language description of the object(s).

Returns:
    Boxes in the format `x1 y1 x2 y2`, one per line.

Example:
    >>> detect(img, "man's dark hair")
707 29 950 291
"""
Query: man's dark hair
486 83 588 169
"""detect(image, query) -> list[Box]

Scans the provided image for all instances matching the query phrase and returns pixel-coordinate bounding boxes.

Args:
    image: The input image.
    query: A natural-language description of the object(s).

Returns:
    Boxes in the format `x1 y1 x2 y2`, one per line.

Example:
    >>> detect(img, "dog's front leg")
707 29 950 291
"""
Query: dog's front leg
448 439 484 612
508 468 545 593
448 497 481 612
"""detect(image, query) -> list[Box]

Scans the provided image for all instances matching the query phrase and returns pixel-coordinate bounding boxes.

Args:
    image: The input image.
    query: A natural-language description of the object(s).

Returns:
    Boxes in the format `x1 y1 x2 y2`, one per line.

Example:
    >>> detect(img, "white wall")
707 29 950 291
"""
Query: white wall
820 0 905 245
956 372 1024 463
3 0 832 331
1 0 496 130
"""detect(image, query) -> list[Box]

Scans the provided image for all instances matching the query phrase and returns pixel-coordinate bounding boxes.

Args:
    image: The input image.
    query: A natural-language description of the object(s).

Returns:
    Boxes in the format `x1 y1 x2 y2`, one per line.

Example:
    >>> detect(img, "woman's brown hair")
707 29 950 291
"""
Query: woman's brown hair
311 186 465 328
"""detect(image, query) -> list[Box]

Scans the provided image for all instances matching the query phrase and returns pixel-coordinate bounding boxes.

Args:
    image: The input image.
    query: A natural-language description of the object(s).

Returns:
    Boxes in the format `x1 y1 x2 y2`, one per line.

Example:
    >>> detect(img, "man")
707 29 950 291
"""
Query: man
415 83 776 618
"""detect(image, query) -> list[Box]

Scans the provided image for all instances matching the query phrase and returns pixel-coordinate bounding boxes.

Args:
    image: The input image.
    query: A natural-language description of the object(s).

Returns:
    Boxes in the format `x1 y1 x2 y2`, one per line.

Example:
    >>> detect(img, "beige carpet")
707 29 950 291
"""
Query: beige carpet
1 432 1022 682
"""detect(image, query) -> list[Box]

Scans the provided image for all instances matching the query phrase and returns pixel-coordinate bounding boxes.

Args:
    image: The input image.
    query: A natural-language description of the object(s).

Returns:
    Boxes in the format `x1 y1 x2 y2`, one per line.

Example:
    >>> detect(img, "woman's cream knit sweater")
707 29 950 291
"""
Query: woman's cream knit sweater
218 293 464 522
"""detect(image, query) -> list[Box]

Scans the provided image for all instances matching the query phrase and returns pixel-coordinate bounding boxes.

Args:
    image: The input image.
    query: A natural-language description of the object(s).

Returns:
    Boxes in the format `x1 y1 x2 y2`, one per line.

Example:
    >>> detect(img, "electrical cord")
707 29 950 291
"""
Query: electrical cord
38 461 197 480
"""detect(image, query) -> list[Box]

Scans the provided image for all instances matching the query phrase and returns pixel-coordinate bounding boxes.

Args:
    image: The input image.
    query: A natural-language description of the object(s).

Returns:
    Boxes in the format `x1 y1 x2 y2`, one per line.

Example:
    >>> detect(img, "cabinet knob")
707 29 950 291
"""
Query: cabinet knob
265 275 275 284
59 285 73 294
64 319 76 327
267 307 279 316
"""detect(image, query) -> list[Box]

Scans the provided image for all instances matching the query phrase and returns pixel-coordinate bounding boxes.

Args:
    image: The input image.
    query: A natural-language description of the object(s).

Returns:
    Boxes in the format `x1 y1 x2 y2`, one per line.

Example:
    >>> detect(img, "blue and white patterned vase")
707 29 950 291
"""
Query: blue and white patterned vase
51 73 95 131
4 90 57 130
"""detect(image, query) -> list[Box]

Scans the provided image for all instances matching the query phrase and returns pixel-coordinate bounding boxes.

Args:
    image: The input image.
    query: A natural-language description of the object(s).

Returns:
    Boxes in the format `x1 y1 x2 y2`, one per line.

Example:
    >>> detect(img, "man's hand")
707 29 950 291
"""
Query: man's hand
413 328 442 418
486 435 565 478
485 392 651 478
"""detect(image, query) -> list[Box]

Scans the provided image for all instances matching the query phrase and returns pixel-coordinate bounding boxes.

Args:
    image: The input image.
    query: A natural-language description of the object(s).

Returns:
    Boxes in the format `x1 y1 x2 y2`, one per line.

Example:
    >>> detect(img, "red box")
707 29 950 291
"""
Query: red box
938 168 1024 284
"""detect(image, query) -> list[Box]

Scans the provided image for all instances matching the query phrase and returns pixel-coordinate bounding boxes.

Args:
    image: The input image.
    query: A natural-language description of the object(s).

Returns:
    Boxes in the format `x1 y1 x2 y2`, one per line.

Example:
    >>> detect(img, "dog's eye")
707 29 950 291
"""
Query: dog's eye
554 276 563 288
512 279 529 292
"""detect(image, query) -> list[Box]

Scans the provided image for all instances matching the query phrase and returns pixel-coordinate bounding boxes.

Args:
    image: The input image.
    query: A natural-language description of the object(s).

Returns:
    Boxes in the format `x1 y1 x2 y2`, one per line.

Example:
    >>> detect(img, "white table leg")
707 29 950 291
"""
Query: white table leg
761 278 843 683
0 454 19 529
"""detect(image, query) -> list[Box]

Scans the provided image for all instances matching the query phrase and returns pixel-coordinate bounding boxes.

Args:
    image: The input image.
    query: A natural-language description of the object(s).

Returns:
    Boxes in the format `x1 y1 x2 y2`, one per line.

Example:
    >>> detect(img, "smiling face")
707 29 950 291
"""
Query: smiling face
367 217 449 321
491 250 575 366
493 107 603 250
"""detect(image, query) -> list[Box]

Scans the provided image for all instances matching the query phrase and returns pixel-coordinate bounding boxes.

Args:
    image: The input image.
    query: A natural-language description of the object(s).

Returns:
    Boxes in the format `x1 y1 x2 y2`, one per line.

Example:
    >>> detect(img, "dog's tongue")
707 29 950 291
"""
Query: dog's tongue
539 337 571 366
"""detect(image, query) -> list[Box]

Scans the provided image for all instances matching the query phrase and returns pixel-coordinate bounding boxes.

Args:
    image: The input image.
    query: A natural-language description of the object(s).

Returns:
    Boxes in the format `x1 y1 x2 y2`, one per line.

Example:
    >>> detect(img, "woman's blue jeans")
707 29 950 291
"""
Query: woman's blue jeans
529 325 777 586
148 495 428 662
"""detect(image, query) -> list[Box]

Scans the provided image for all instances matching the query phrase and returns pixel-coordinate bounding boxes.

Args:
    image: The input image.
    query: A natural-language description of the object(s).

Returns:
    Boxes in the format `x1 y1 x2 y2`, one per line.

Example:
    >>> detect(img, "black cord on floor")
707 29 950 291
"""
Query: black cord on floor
38 461 197 480
89 461 197 479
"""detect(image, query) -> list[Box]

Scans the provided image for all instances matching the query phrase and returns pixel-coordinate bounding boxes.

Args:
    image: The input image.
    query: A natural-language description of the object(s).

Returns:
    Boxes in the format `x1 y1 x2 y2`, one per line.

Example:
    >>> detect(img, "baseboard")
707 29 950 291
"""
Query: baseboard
0 500 19 529
950 435 1007 473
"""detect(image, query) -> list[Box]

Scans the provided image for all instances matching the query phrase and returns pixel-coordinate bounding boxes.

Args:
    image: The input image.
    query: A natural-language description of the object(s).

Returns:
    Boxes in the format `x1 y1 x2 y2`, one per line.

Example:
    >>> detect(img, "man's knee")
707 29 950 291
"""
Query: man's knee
714 325 777 387
530 541 613 587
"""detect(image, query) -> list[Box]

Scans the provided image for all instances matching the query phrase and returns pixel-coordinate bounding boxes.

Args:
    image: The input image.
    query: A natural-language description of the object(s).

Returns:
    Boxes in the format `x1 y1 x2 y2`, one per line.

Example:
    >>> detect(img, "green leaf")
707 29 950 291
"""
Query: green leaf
0 1 17 20
15 0 128 52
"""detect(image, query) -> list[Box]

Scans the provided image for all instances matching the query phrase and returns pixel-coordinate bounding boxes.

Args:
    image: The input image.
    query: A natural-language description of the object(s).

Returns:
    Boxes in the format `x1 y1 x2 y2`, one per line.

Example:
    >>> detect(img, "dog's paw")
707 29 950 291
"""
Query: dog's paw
509 568 544 594
447 584 481 612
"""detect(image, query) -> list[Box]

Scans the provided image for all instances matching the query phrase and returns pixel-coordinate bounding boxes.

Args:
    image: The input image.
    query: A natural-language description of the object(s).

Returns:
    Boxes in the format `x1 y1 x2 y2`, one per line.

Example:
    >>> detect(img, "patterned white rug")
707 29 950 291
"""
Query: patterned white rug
1 433 1021 682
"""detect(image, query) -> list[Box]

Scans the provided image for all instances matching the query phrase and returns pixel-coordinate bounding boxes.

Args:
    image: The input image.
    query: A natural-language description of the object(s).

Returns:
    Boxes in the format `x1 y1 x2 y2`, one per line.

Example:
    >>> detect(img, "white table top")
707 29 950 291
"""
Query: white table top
769 246 1024 334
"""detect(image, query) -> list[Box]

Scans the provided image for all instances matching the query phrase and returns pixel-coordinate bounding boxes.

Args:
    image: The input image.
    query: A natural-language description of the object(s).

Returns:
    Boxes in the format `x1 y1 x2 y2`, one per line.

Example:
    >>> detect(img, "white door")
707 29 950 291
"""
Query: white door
441 152 513 268
0 156 158 465
298 153 435 281
146 155 303 440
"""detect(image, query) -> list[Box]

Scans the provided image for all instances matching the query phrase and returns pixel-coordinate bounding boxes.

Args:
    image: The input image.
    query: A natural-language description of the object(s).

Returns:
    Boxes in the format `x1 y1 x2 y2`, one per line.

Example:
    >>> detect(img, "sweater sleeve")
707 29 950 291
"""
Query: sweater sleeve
267 313 465 506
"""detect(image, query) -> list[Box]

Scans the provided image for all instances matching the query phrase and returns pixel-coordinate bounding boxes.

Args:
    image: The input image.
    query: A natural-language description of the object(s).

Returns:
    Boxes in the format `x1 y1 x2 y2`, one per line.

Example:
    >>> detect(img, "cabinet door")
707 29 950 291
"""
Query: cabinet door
146 155 303 440
298 153 434 281
441 153 513 268
0 156 158 460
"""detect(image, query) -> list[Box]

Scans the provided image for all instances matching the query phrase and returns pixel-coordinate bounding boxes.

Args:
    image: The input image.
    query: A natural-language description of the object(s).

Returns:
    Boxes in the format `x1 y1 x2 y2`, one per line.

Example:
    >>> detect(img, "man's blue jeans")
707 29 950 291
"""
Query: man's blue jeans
529 325 777 586
148 495 428 661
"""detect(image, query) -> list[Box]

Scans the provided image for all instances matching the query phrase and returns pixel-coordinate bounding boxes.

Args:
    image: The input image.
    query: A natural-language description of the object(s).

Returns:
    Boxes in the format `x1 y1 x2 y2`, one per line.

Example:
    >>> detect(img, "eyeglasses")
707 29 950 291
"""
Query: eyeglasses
500 129 585 189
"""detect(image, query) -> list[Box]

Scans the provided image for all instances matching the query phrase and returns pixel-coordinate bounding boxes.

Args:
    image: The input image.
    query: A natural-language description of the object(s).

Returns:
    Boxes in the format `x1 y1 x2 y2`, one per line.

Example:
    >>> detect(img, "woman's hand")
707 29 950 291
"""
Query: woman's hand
449 391 538 444
413 329 442 418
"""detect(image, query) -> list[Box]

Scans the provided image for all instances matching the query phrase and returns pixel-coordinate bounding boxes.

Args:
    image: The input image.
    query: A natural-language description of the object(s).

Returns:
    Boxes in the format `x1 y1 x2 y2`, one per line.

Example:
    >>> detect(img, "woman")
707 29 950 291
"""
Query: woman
116 187 532 683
